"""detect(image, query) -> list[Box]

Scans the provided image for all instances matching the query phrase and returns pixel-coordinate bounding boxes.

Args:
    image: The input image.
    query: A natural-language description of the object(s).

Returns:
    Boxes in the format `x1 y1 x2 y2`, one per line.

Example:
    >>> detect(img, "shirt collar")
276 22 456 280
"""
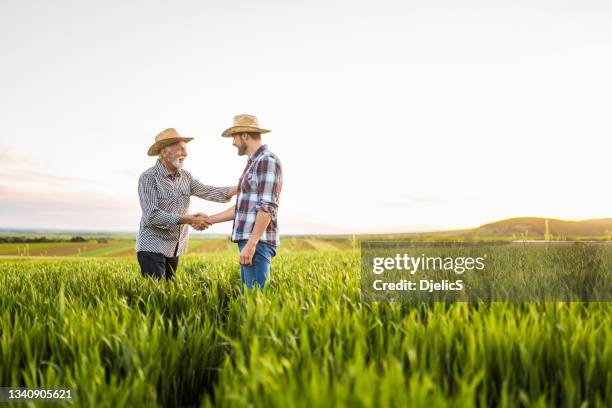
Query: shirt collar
155 159 180 178
248 144 268 163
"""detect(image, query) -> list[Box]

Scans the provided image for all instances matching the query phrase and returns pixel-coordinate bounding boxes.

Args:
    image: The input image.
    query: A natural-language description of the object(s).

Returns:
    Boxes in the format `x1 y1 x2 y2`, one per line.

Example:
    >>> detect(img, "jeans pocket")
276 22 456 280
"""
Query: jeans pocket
255 244 275 263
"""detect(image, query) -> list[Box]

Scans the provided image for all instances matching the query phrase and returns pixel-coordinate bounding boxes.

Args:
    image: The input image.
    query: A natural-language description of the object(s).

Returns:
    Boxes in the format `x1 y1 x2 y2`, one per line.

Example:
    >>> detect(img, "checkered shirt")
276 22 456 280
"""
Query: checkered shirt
231 145 283 247
136 160 231 257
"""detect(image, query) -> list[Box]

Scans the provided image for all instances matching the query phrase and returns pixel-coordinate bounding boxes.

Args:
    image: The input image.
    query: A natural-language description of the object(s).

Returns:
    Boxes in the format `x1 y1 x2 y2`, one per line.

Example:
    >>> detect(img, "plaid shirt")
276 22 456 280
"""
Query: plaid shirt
231 145 283 247
137 160 231 257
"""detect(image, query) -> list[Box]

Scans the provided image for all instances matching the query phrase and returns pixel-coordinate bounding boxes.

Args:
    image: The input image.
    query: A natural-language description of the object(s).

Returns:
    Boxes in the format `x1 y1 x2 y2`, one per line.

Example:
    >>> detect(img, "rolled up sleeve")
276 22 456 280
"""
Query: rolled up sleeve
138 175 181 229
255 156 282 217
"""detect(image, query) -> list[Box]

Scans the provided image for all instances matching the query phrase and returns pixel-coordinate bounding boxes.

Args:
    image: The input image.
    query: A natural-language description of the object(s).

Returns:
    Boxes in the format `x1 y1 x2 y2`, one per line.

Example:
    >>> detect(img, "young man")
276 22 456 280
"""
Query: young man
209 114 283 290
137 128 237 279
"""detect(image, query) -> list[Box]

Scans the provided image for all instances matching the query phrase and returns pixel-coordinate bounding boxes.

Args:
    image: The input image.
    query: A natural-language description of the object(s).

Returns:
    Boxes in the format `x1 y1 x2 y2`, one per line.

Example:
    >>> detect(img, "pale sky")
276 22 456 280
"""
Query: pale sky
1 0 611 234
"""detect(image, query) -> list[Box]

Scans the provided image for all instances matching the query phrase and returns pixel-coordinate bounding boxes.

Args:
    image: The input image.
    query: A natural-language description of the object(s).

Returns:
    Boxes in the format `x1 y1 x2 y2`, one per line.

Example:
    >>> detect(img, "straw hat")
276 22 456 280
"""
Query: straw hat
221 114 271 137
147 128 194 156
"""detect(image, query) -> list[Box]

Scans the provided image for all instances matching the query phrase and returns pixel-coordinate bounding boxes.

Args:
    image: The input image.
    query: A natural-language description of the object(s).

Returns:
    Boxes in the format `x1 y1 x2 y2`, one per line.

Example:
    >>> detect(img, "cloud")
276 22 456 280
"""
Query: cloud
0 145 36 166
0 187 133 209
0 186 140 230
0 145 91 188
0 169 84 185
0 145 12 162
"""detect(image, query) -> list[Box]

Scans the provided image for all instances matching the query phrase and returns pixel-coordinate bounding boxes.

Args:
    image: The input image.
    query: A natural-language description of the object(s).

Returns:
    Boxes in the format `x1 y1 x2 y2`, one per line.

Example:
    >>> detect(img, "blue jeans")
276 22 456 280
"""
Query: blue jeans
237 240 276 290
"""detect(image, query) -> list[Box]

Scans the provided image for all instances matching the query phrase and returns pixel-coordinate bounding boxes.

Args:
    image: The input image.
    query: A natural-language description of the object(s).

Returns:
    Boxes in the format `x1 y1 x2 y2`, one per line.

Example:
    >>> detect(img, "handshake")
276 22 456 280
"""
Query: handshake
185 212 213 231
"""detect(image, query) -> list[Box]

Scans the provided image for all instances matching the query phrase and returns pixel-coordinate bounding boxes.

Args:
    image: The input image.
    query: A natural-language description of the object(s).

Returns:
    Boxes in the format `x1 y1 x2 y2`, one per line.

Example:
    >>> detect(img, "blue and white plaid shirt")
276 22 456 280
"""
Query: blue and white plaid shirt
137 160 231 257
231 145 283 247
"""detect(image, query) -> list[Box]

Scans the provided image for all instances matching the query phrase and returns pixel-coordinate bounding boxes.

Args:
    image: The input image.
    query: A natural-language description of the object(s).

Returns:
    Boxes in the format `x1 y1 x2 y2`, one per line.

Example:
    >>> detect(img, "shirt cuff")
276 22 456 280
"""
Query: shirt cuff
255 201 278 218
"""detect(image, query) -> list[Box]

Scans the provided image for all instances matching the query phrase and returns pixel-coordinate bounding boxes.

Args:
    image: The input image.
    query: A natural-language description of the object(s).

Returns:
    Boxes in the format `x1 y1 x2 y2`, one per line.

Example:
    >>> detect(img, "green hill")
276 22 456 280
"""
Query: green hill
468 217 612 238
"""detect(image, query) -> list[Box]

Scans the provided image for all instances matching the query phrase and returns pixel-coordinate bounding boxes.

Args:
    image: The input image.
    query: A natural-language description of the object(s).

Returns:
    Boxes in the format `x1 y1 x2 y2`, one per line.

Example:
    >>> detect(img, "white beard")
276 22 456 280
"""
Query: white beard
170 157 185 169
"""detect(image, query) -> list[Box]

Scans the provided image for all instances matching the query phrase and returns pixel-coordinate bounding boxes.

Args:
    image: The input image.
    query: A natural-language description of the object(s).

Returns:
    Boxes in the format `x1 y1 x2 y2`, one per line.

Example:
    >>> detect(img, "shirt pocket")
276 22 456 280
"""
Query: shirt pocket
240 171 258 193
157 192 175 209
157 188 189 210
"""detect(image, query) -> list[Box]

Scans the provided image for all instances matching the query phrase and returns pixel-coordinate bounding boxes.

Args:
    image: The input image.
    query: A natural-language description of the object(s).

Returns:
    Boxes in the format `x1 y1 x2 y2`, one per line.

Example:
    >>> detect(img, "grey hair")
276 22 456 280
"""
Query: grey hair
158 145 172 159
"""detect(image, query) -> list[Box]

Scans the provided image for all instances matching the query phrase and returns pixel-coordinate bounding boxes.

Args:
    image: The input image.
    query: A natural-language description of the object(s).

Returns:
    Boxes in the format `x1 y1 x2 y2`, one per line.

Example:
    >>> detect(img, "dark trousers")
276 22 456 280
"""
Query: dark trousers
137 251 179 280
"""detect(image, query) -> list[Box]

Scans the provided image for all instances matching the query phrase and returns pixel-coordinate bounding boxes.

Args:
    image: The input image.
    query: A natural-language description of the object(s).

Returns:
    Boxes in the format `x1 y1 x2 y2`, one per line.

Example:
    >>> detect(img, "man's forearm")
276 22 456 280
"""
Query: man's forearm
209 205 236 224
191 179 237 203
246 211 272 247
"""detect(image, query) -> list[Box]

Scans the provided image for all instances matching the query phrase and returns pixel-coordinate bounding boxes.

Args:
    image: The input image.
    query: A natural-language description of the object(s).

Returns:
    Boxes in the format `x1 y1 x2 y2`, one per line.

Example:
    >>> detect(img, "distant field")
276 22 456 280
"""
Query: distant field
0 237 357 257
5 234 609 258
0 240 135 257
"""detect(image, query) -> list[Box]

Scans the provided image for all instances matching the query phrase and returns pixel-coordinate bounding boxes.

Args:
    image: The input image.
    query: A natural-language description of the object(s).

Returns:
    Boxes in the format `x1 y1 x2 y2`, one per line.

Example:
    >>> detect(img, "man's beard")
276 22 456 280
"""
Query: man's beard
170 156 185 169
237 141 247 156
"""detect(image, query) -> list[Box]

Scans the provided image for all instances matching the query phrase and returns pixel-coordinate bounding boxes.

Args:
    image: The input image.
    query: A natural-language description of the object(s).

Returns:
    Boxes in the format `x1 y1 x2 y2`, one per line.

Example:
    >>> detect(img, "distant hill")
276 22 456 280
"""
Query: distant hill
466 217 612 238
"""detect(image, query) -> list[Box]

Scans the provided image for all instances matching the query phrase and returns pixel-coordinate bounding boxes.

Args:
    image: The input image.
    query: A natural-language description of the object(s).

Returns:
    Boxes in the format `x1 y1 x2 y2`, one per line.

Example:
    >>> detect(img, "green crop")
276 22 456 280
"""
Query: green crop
0 251 610 407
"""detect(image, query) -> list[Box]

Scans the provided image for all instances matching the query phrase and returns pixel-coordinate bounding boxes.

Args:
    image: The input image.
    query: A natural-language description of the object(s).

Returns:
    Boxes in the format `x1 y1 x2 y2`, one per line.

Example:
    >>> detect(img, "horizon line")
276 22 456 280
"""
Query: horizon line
2 215 612 236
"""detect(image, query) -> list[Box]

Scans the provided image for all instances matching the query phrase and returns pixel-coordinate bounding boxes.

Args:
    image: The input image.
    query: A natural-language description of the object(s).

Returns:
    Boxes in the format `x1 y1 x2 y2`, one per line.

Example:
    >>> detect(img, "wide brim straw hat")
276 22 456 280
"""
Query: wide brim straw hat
147 128 194 156
221 114 271 137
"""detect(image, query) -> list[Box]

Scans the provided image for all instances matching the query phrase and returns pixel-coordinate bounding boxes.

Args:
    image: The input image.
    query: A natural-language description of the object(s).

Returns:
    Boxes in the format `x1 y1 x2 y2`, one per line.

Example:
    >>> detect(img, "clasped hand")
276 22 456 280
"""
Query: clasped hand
190 212 212 231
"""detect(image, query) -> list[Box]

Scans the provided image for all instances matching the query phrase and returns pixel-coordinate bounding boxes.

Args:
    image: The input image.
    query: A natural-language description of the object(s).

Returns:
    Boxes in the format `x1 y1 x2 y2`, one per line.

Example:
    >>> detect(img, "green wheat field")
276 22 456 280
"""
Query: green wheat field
0 237 611 407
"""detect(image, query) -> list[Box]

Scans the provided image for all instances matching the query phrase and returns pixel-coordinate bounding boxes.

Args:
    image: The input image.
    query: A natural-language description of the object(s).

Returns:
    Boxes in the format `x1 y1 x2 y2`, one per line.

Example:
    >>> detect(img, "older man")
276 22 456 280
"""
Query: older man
137 128 237 279
209 115 283 290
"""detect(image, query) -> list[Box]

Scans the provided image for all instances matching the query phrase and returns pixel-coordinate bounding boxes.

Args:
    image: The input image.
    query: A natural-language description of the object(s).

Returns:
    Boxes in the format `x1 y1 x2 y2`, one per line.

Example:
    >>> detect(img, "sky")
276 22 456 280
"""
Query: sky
1 0 611 234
